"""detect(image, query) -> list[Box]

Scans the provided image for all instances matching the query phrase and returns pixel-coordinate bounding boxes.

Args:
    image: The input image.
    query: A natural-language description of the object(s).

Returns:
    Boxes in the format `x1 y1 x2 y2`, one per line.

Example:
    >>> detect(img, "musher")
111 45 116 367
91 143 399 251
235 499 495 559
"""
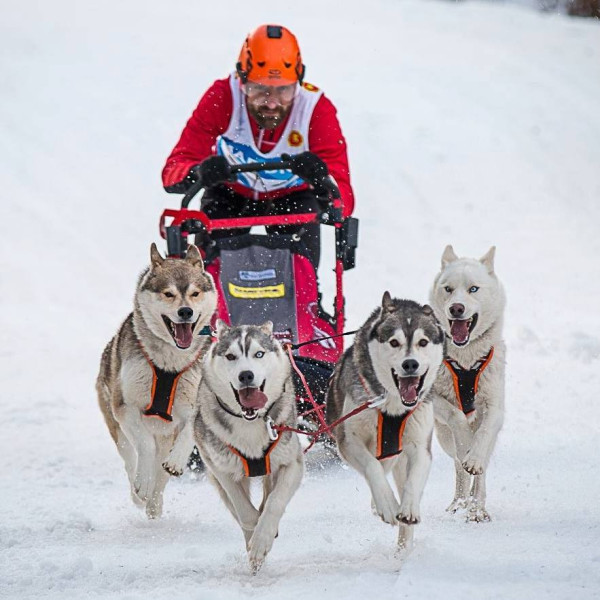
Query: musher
161 23 355 268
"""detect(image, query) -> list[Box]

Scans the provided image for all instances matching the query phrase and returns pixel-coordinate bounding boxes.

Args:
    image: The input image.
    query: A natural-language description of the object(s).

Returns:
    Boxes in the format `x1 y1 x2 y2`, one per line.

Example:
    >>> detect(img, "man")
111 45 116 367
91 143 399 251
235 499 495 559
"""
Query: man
162 24 355 268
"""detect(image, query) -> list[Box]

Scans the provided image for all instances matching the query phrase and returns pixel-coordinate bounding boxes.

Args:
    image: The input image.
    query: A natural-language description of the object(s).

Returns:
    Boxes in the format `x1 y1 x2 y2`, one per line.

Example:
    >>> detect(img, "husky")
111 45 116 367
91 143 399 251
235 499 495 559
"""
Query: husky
194 321 303 573
96 243 217 518
326 292 444 552
429 245 505 522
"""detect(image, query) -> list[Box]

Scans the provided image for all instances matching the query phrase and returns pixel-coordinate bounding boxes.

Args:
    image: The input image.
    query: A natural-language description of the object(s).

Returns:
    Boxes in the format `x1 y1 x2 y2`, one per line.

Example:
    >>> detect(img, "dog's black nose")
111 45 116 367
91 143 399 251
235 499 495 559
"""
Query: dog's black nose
177 306 194 320
402 359 419 375
238 370 255 386
449 303 465 318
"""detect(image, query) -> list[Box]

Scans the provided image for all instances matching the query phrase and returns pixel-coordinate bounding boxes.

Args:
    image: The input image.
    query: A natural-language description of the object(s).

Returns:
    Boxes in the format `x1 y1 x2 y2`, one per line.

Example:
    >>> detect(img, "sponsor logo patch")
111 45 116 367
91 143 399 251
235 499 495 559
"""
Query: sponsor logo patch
239 269 276 281
287 130 303 147
228 283 285 299
302 82 320 92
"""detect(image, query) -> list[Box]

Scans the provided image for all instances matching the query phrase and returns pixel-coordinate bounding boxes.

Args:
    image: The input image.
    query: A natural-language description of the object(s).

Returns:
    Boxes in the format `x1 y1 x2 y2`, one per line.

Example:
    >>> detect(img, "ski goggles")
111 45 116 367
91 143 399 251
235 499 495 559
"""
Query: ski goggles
242 82 298 104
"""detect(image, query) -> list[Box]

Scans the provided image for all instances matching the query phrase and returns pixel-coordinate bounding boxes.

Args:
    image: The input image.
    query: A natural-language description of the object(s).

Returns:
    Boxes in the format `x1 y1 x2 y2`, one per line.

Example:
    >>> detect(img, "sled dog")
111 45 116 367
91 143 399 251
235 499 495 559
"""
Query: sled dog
194 321 303 573
429 245 505 522
326 293 444 552
96 244 217 518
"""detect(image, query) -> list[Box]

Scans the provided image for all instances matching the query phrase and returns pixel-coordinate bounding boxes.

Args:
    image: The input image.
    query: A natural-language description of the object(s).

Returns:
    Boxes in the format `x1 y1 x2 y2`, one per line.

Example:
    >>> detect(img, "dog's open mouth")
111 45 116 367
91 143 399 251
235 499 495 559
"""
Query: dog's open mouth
162 315 200 349
231 381 268 421
391 369 427 407
449 314 478 346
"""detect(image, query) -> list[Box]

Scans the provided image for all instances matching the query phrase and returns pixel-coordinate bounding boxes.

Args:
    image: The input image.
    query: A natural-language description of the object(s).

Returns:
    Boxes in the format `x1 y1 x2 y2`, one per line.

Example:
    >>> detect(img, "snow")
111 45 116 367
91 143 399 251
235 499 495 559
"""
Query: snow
2 1 600 598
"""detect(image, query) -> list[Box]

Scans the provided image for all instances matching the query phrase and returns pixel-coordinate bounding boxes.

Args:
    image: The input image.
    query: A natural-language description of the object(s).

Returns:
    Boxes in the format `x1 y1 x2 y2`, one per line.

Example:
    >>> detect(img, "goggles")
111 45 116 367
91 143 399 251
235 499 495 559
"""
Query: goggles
242 82 298 103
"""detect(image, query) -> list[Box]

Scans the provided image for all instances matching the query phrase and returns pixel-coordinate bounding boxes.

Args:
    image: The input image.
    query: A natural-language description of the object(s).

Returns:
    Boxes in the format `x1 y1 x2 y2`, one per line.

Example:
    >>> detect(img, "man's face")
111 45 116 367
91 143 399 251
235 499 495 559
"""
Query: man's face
244 82 297 130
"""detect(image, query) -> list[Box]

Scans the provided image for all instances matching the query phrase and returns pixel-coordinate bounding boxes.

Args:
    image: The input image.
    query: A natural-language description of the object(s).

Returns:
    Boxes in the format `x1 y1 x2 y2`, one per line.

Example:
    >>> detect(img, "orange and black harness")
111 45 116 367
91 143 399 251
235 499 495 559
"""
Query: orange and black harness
138 342 203 422
214 395 283 478
375 409 414 460
227 437 282 478
443 347 494 416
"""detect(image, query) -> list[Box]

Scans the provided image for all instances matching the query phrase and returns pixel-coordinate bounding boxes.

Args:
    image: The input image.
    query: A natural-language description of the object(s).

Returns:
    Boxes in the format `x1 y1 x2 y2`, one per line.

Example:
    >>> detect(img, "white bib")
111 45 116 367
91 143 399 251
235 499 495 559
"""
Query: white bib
216 73 323 194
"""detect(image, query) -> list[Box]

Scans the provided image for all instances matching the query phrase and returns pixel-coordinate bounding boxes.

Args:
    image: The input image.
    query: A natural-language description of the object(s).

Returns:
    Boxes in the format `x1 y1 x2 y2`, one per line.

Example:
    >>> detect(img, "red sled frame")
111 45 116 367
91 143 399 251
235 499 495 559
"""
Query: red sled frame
158 159 359 354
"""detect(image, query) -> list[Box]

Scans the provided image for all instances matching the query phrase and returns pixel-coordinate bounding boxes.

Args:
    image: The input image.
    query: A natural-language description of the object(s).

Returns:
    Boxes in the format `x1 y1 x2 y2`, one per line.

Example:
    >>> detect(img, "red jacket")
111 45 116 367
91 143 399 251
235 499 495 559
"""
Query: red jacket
162 77 355 217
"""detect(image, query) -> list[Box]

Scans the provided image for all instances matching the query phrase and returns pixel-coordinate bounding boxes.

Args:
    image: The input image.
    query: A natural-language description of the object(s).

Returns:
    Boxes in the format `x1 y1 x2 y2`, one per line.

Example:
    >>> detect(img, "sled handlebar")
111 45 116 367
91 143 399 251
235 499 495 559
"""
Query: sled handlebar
181 159 341 209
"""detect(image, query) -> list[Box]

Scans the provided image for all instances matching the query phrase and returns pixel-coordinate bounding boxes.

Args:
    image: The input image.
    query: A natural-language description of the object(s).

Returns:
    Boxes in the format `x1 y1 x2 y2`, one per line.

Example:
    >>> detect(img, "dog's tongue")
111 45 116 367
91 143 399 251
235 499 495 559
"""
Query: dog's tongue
174 323 193 349
238 387 268 410
450 320 470 344
399 377 419 404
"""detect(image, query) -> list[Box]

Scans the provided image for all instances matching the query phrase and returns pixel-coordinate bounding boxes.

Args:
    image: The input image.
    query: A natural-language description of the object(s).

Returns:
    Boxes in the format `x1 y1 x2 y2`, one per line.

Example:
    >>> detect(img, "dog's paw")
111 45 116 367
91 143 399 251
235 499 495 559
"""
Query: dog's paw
397 503 420 525
133 474 152 502
446 497 469 513
466 500 491 523
248 527 275 572
249 557 264 575
373 496 401 526
162 460 184 477
145 496 163 519
462 451 485 475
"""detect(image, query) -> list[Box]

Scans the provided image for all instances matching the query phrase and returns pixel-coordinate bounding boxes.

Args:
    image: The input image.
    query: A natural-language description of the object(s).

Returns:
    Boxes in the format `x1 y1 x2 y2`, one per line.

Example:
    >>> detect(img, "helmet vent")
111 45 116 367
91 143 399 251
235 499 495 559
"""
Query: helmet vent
266 25 283 38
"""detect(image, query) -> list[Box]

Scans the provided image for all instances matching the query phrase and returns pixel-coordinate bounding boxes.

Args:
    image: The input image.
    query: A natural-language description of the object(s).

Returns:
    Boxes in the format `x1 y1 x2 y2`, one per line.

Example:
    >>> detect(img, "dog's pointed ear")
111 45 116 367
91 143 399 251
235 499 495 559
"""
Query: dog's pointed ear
422 304 434 316
185 244 205 270
441 245 458 268
480 246 496 274
150 243 164 269
260 321 274 336
215 319 229 338
381 291 395 312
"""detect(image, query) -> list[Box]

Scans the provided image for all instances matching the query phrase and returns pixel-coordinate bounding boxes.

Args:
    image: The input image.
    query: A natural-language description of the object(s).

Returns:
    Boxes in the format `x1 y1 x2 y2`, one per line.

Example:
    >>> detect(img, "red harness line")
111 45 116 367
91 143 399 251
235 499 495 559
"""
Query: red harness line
276 345 376 453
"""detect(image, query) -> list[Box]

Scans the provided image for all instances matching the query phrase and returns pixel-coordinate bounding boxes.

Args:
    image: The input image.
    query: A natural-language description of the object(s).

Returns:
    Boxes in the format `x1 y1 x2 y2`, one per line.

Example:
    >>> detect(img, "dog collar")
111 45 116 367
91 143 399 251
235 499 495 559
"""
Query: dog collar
138 342 203 422
443 347 494 416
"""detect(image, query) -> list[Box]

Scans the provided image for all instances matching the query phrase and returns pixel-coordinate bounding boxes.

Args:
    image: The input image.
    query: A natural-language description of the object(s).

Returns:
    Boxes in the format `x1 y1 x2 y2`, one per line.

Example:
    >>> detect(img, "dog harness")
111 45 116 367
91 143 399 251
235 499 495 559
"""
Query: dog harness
443 347 495 416
214 395 283 477
227 437 282 478
138 343 203 422
376 410 414 460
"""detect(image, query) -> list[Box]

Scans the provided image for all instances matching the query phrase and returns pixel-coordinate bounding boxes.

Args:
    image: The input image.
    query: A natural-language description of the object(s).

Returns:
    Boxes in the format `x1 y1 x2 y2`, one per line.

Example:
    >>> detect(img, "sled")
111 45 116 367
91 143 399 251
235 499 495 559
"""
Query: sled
159 158 359 419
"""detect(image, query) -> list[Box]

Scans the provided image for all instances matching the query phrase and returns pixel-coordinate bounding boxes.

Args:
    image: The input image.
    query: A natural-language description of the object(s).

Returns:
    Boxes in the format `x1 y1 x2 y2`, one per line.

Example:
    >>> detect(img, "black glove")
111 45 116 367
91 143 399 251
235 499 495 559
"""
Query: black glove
188 156 233 188
283 152 329 186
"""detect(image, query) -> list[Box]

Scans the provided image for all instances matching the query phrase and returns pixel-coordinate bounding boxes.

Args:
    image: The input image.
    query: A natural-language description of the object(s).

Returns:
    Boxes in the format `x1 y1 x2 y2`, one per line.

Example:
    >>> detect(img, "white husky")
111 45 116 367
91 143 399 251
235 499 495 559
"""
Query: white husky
429 245 506 522
194 321 303 573
96 244 217 518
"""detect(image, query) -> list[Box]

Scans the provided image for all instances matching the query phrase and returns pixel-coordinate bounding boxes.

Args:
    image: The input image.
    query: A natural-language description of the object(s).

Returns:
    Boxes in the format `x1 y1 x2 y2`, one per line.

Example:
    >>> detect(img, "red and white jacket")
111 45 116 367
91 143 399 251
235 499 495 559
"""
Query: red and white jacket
162 75 355 217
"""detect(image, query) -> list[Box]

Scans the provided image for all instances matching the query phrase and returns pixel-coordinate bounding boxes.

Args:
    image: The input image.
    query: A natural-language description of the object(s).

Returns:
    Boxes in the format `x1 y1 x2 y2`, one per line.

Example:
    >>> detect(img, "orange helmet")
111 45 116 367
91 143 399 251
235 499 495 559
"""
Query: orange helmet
236 24 305 87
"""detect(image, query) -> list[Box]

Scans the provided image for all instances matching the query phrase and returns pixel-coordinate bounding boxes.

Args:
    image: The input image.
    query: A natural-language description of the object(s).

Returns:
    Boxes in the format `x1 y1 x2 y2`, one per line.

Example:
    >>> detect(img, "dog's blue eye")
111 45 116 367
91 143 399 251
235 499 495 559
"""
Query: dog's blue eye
225 353 236 361
444 286 453 293
255 351 265 358
469 286 479 293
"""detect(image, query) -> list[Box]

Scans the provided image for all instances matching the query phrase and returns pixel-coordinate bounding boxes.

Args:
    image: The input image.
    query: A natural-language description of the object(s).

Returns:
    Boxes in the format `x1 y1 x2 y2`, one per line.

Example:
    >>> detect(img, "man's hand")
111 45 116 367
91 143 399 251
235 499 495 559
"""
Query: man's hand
188 156 233 188
283 152 329 186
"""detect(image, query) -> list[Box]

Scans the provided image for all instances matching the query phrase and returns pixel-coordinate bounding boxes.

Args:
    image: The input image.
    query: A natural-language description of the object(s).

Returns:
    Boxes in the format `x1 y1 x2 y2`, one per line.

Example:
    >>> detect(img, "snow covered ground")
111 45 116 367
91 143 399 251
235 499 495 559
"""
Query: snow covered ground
2 1 600 598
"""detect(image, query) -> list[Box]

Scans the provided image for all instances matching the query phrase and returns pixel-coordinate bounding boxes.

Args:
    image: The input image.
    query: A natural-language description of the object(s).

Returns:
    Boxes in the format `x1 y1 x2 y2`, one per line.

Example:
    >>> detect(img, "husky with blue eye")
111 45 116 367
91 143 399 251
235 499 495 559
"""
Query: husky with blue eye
429 245 506 522
194 321 303 574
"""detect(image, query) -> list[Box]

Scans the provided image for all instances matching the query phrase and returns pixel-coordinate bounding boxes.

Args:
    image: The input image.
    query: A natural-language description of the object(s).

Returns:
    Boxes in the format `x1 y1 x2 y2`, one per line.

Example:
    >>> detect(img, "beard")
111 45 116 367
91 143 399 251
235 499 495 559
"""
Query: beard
247 103 291 130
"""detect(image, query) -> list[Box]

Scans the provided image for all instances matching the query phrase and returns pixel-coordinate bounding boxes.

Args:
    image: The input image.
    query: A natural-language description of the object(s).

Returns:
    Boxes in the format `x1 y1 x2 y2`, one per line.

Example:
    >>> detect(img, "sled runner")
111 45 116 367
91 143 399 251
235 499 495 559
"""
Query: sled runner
159 158 359 416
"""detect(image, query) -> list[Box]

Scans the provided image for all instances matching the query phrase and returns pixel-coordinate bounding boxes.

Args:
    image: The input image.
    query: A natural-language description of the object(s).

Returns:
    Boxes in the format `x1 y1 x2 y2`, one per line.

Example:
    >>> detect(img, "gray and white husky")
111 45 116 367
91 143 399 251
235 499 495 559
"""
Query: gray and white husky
326 293 444 552
96 243 217 518
194 321 303 573
429 245 506 522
